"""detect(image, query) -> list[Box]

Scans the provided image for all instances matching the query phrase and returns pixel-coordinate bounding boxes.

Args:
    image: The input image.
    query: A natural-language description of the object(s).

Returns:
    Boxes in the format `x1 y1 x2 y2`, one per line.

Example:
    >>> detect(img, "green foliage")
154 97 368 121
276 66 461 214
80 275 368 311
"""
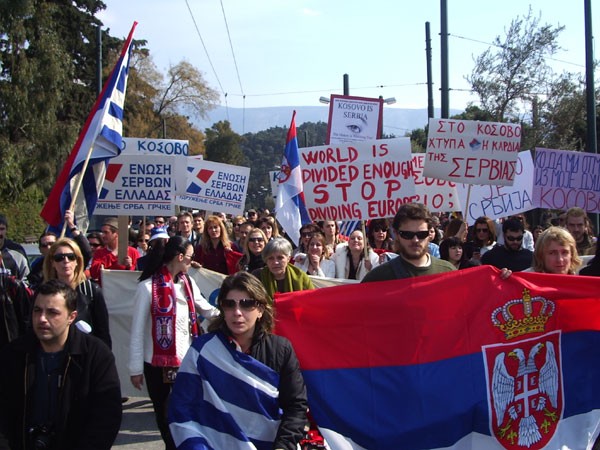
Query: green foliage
0 186 47 242
204 121 245 165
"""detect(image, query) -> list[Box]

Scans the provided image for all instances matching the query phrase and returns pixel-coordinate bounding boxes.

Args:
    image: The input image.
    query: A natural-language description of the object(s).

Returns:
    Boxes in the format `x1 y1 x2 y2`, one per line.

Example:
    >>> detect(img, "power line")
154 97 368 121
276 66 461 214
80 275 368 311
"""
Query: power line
449 33 585 68
185 0 229 121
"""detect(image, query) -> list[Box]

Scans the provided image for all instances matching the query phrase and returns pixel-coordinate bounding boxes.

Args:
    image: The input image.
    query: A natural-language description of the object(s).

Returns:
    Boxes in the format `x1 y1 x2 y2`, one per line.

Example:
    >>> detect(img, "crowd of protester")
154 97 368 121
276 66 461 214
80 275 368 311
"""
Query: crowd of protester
0 203 598 449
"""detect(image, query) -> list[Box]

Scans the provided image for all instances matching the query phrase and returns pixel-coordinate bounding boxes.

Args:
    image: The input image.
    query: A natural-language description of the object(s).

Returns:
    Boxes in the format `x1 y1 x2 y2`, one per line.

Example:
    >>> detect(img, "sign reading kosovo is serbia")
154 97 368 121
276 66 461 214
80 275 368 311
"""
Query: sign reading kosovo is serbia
300 138 414 221
175 158 250 216
423 118 521 186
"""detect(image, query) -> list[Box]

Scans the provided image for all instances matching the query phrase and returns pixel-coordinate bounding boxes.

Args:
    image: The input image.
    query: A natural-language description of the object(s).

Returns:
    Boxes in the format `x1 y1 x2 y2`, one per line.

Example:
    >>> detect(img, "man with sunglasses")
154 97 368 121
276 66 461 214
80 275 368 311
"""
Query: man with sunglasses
362 203 455 283
481 218 533 272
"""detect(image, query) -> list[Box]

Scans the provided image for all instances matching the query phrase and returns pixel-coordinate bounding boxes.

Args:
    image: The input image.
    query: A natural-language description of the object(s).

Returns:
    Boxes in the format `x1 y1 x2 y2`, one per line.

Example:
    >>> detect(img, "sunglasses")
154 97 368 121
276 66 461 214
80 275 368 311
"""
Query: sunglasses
301 232 313 238
138 239 149 243
90 243 102 248
475 228 489 233
397 230 430 240
248 237 264 243
505 235 524 242
39 242 55 248
53 253 77 262
373 227 387 232
221 298 259 310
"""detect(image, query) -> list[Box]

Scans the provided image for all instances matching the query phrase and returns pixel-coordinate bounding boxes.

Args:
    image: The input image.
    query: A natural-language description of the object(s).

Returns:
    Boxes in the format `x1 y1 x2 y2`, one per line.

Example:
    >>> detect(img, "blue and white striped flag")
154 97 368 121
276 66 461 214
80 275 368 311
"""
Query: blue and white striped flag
168 332 281 450
41 22 137 232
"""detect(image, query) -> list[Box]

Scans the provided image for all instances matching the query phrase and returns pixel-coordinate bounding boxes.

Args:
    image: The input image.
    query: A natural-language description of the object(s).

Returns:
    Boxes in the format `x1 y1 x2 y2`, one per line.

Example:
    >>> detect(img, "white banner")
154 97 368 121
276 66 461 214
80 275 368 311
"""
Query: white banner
411 154 460 212
301 138 415 221
95 154 175 215
121 137 189 156
326 95 383 144
175 159 250 216
423 118 521 186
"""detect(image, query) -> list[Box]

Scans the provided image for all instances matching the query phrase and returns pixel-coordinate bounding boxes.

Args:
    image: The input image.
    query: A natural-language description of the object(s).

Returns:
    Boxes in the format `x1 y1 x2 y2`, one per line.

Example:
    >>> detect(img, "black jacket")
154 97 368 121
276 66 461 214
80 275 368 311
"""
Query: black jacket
0 327 122 450
248 332 308 450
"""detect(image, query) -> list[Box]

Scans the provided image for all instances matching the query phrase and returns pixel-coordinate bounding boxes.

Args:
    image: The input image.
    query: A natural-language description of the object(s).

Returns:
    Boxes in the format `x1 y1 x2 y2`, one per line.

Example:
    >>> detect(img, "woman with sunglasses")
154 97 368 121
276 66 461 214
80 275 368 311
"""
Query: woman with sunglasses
464 216 496 261
168 271 308 449
333 229 379 281
129 236 218 450
238 228 268 272
367 218 394 255
43 237 112 348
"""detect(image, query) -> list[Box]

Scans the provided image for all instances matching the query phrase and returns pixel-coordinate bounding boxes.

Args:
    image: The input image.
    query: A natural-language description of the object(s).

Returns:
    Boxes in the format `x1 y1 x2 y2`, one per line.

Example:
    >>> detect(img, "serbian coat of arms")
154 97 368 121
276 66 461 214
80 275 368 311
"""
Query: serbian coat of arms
483 290 563 449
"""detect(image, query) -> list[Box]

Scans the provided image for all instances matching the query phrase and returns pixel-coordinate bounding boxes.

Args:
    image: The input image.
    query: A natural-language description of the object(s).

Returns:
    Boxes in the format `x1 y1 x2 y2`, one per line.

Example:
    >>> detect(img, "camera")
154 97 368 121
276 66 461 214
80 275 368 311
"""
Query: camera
28 425 55 450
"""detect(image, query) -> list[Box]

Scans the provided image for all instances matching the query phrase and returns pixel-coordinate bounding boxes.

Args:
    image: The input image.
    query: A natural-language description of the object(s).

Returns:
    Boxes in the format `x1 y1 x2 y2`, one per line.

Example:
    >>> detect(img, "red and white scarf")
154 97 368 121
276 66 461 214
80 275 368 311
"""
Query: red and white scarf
151 265 198 367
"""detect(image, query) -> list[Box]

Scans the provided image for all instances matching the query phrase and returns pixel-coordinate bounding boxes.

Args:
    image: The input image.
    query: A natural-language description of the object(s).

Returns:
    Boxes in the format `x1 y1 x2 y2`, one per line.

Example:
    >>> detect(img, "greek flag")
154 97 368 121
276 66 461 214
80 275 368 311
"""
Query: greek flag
168 332 281 450
41 22 137 232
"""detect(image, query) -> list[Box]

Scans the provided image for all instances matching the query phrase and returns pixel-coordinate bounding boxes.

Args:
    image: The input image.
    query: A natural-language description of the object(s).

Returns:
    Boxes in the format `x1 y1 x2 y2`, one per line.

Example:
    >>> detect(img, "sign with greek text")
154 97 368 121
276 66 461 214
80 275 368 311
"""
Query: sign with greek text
326 95 383 145
410 154 460 212
95 155 175 215
532 148 600 213
301 138 414 221
423 119 521 186
121 137 189 156
175 159 250 216
456 150 534 222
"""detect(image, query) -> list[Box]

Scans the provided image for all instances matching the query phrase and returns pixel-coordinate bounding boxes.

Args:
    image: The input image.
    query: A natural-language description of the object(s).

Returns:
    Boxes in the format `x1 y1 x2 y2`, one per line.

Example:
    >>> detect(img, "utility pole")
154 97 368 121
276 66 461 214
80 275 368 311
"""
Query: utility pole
440 0 449 118
343 74 349 96
584 0 598 231
425 22 434 119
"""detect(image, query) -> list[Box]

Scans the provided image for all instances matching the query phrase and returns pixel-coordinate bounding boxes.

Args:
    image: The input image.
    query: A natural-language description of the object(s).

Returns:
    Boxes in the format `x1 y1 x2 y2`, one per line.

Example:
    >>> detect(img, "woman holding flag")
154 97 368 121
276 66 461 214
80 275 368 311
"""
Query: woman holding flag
168 271 308 449
129 236 218 450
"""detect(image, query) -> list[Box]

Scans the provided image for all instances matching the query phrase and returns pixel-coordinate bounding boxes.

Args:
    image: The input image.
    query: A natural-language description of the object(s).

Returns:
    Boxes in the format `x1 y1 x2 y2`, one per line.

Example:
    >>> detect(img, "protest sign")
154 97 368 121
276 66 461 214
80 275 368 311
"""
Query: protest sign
269 170 279 199
301 138 414 221
533 148 600 212
410 154 460 212
175 158 250 216
423 118 521 186
326 95 383 145
121 137 189 156
456 150 535 221
95 154 175 215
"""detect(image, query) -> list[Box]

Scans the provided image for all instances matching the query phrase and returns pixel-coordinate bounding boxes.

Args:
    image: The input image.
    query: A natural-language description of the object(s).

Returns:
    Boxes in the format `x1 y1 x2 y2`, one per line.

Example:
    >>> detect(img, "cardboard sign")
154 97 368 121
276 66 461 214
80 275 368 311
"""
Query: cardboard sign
95 154 175 215
532 148 600 212
456 150 535 221
423 118 521 186
301 138 415 221
175 159 250 215
121 137 189 156
326 95 383 145
410 154 460 212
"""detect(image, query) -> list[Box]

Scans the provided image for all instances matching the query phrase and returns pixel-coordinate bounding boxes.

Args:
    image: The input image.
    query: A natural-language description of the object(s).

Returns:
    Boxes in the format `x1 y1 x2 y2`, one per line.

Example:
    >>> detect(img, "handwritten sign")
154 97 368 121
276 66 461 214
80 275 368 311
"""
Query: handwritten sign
326 95 383 145
532 148 600 212
456 150 534 221
121 137 189 156
423 118 521 186
95 154 175 215
175 159 250 216
300 138 414 221
410 154 460 212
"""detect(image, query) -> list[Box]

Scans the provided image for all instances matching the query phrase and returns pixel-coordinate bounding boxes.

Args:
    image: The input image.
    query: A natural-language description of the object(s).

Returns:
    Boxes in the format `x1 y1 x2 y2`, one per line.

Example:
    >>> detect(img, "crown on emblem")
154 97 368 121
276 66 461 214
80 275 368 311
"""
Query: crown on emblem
491 289 555 340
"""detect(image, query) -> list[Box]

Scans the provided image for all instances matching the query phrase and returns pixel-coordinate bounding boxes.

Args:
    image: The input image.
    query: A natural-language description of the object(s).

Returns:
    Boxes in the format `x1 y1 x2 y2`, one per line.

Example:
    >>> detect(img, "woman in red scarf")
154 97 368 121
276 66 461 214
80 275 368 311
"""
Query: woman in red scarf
128 236 218 450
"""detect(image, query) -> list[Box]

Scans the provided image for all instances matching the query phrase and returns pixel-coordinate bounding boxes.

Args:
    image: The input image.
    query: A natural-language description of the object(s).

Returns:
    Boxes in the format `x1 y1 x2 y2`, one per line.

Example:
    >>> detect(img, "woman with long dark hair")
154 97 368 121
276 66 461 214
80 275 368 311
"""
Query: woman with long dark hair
168 272 308 449
129 236 218 450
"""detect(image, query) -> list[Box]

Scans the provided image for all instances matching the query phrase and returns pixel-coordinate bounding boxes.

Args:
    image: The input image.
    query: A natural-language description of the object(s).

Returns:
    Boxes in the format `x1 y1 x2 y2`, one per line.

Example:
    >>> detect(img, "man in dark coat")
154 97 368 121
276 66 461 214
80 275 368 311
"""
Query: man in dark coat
0 280 122 450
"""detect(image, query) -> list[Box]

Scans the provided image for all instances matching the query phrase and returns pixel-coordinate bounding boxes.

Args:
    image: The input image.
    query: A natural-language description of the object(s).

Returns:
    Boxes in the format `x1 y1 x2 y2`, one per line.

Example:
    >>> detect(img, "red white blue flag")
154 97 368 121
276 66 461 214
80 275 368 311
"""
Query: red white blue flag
41 22 137 232
275 266 600 449
275 111 311 245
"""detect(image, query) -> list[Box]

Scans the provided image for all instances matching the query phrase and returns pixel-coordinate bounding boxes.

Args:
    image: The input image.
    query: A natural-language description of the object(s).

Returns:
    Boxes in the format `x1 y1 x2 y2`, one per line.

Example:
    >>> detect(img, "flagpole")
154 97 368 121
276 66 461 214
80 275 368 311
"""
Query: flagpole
361 220 368 260
60 143 96 238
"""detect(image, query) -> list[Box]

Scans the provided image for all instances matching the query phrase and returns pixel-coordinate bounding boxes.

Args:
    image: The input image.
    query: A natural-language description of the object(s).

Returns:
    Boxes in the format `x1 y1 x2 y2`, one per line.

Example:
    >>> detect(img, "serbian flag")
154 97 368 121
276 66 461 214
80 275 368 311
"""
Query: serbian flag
40 22 137 232
275 111 311 246
275 266 600 449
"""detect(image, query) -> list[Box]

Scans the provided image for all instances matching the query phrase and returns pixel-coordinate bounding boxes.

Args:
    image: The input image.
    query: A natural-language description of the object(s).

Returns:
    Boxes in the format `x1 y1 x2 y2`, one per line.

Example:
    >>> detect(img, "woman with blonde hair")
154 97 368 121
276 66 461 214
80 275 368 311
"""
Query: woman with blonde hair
193 215 234 275
43 237 112 348
238 227 268 272
533 226 582 274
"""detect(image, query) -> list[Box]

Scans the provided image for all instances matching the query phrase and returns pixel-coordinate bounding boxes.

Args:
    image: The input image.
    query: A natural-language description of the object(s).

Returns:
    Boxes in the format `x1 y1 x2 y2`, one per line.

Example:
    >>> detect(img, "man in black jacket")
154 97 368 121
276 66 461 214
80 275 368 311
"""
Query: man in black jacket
0 280 122 450
481 218 533 272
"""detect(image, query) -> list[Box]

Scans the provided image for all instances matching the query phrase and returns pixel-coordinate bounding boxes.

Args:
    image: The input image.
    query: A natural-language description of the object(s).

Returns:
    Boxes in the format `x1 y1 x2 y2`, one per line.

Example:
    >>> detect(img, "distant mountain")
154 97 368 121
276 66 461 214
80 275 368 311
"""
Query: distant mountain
190 105 462 136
